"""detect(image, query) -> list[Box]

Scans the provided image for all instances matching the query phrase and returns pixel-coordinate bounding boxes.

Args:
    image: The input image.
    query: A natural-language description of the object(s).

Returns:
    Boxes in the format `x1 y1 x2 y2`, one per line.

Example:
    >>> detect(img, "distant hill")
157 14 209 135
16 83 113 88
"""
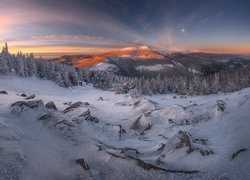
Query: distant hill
51 46 164 67
50 46 250 78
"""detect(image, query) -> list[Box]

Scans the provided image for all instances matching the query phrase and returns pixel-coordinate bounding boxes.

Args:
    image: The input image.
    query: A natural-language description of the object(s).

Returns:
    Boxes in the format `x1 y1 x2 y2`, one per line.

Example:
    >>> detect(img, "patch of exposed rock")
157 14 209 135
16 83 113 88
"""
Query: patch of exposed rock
77 108 99 123
38 104 99 131
232 148 247 160
45 101 57 110
216 100 226 112
130 115 151 133
161 130 214 156
76 158 90 170
98 97 104 101
20 93 27 97
0 90 8 94
25 94 35 100
63 101 89 113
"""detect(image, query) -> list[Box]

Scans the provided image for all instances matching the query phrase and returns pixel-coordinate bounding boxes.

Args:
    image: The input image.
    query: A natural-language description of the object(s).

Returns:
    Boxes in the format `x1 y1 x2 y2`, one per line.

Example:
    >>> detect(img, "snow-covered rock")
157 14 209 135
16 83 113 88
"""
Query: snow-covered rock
25 94 35 100
45 101 57 110
11 100 44 114
130 115 151 133
216 100 226 112
0 90 8 94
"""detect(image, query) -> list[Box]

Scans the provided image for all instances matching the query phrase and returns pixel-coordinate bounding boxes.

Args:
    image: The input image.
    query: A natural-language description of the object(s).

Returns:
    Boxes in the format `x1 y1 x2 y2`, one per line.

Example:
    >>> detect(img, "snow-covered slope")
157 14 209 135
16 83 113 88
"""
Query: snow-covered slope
136 64 174 71
0 75 249 179
69 46 164 67
89 62 119 72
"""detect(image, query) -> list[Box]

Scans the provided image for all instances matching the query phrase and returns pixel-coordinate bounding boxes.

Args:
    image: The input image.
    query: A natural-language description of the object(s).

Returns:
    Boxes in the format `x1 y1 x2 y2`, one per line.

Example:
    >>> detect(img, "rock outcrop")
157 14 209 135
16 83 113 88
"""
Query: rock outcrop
25 94 35 100
0 90 8 94
45 101 57 110
216 100 226 112
63 101 87 113
130 115 151 133
19 93 27 97
11 100 44 114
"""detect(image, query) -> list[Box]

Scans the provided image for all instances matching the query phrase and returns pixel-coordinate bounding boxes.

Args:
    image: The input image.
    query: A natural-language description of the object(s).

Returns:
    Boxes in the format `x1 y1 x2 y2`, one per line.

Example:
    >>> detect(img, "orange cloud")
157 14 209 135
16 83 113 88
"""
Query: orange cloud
2 34 143 58
8 44 116 58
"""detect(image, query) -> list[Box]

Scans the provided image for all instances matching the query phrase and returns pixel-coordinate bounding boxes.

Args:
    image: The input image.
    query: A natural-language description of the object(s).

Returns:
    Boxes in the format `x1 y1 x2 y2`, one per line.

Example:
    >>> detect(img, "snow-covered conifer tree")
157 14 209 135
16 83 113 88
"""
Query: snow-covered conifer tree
15 52 25 77
27 53 37 77
0 57 8 74
36 60 46 78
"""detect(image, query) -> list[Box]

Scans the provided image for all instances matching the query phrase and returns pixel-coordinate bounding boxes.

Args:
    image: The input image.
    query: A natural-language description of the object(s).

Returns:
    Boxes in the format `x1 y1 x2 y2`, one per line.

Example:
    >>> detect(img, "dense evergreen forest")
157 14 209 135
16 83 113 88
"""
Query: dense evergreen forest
1 43 250 96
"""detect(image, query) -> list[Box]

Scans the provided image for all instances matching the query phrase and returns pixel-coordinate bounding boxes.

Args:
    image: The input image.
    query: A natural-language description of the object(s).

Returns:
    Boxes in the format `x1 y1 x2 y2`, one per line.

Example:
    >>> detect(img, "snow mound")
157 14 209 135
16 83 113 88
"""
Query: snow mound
90 62 118 72
0 117 25 179
132 99 157 114
150 105 191 125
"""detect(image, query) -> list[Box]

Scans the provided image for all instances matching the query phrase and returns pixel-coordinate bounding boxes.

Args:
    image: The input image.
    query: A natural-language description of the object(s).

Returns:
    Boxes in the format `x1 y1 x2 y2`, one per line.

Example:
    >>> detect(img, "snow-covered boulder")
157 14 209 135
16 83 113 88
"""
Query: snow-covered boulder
161 131 214 157
63 101 88 113
25 94 35 100
216 100 226 112
85 115 99 123
45 101 57 110
78 108 91 118
130 115 151 133
175 131 192 151
20 93 27 97
0 90 8 94
77 108 99 123
11 100 44 114
75 158 90 171
161 130 192 153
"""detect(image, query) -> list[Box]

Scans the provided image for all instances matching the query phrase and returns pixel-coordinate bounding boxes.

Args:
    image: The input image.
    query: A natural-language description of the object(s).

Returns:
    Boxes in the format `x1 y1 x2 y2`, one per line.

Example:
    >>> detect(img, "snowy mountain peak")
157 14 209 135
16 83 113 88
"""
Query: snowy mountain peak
120 46 151 51
138 45 150 50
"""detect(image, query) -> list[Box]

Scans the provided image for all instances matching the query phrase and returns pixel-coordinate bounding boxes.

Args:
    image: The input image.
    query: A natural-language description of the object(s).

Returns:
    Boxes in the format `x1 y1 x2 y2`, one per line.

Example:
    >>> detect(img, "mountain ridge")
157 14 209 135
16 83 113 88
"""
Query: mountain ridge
50 46 250 78
51 46 165 67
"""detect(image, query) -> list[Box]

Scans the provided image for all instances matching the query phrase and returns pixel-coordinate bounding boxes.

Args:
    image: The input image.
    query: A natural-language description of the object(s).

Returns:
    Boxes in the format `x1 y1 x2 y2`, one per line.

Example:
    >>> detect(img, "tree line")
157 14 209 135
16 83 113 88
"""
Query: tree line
77 64 250 96
0 50 78 87
1 45 250 96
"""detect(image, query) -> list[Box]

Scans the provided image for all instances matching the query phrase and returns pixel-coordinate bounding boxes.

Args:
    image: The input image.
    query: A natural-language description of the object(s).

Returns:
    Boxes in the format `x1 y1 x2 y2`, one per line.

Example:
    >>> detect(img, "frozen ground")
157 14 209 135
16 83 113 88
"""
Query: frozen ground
0 74 249 180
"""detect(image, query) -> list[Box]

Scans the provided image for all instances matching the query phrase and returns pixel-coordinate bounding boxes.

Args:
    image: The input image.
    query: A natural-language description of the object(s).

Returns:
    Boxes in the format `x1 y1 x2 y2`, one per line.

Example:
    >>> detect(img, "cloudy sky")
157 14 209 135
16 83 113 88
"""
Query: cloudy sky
0 0 249 57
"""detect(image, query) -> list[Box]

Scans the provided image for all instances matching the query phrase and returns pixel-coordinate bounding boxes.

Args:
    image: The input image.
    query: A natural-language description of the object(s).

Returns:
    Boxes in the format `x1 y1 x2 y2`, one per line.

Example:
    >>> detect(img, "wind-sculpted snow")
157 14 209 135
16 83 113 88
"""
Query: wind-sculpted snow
0 117 25 180
0 75 250 179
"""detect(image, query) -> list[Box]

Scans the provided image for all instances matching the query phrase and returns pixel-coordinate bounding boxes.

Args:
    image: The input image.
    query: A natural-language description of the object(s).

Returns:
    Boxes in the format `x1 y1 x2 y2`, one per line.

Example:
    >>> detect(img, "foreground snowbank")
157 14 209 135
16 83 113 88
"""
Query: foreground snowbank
0 75 249 179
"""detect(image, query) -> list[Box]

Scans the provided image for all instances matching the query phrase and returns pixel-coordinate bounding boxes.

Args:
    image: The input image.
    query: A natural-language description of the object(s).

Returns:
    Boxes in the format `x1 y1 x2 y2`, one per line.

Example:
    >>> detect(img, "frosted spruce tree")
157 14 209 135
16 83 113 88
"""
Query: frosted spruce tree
0 58 8 74
15 52 25 77
0 43 10 74
27 53 37 77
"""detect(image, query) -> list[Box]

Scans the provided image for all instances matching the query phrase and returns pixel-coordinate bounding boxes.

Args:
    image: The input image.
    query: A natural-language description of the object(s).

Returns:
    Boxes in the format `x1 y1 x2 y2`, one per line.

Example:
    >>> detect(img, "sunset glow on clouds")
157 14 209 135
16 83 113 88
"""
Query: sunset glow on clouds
0 0 249 58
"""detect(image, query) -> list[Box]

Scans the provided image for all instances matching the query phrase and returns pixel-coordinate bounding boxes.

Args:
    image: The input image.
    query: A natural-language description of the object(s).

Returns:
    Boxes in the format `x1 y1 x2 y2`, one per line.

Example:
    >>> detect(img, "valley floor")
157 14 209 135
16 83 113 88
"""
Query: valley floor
0 75 249 180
